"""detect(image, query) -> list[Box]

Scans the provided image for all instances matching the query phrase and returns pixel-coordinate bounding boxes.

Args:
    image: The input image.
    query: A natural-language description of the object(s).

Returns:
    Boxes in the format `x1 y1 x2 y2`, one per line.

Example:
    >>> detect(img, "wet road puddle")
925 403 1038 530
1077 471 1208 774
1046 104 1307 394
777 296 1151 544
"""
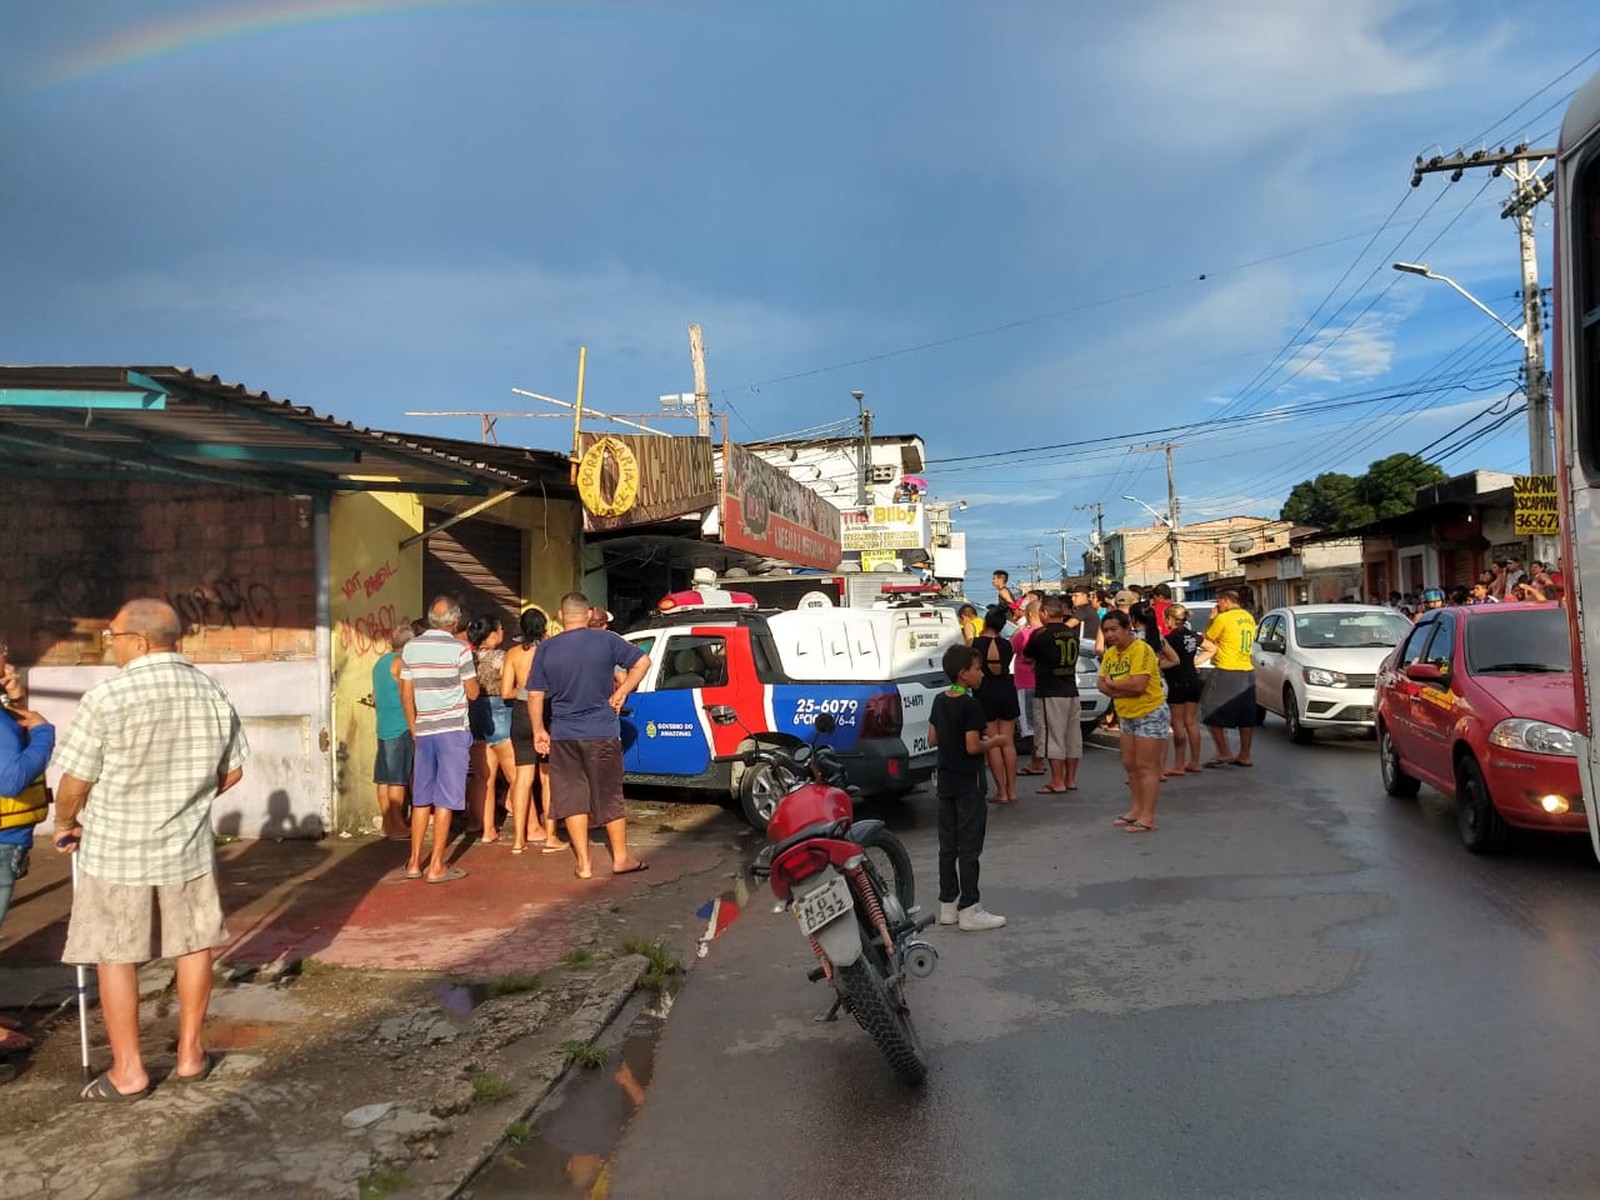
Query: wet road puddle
437 981 494 1017
694 873 752 958
463 991 669 1199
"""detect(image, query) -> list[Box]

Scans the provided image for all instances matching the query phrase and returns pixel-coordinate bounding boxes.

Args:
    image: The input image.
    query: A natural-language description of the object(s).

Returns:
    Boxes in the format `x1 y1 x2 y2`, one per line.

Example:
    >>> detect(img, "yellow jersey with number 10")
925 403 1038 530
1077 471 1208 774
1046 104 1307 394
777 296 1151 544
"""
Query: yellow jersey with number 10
1205 608 1257 672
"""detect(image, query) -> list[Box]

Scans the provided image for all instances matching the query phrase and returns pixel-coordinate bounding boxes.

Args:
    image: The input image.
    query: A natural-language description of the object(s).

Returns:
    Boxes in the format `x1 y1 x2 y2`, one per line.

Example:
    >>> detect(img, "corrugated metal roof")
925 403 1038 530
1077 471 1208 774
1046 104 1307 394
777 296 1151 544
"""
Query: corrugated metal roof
0 365 563 495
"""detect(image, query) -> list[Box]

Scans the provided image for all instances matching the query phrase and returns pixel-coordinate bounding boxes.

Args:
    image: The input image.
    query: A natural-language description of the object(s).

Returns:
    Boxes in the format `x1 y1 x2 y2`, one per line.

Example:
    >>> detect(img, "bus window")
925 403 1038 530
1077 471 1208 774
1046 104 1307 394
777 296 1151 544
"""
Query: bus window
1579 145 1600 470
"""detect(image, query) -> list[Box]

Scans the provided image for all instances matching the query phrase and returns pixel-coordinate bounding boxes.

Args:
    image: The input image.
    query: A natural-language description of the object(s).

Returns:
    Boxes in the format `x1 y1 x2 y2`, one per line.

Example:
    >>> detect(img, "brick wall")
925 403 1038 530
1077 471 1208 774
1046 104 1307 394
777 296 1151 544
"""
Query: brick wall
2 480 316 666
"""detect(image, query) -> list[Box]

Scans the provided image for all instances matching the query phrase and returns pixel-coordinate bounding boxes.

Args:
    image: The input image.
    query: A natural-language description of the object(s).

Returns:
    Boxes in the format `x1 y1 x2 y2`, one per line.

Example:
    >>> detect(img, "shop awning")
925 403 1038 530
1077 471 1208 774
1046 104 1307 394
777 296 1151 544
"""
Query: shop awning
0 365 541 496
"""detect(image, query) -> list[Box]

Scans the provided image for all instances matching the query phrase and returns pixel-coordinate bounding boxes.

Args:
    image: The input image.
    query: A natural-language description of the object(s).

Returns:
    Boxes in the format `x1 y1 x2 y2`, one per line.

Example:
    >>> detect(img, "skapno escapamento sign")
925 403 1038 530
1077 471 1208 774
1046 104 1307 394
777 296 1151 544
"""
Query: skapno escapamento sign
1513 474 1559 536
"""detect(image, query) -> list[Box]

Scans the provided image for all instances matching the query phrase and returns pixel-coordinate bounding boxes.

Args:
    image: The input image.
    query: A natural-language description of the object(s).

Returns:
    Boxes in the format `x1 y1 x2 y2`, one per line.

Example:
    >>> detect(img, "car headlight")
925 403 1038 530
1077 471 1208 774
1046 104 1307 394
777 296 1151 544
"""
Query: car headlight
1302 667 1348 688
1489 719 1578 757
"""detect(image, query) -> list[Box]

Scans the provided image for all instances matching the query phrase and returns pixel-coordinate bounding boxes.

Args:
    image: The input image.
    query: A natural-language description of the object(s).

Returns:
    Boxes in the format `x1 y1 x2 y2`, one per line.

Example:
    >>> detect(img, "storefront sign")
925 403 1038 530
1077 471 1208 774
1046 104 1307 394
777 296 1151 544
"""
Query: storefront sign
859 550 901 572
1513 473 1559 536
840 502 928 552
578 433 717 533
719 441 842 570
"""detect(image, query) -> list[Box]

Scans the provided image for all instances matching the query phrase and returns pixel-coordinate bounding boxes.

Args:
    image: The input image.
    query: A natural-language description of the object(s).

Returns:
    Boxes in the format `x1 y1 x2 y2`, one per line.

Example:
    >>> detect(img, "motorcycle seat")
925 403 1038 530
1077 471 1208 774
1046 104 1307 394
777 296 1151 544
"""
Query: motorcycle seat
770 819 850 860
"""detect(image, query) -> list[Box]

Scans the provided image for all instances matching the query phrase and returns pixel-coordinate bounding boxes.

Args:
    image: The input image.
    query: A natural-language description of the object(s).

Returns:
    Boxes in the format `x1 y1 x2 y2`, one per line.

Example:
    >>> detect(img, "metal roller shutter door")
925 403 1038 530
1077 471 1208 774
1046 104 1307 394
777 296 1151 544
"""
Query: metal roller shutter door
422 511 524 630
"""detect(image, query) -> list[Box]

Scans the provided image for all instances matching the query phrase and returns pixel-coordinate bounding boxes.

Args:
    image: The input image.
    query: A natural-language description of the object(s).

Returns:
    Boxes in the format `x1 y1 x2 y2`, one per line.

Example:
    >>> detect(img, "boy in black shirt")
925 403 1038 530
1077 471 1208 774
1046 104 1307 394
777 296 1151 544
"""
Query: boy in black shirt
927 644 1007 932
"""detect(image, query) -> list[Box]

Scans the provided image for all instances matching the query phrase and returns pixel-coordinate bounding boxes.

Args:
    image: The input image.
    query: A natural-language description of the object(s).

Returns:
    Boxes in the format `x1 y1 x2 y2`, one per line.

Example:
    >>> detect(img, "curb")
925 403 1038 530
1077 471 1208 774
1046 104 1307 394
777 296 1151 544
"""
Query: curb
445 953 650 1199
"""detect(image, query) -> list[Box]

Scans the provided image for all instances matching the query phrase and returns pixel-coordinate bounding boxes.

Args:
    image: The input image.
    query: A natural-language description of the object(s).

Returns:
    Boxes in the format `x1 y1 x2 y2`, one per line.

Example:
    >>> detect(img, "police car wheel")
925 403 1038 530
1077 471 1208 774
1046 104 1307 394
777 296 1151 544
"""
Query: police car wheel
739 762 785 828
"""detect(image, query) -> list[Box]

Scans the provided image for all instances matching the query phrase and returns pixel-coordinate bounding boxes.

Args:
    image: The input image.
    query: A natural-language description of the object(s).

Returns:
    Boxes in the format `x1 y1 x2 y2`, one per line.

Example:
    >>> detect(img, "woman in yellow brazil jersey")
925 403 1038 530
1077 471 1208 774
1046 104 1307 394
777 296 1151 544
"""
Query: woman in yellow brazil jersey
1097 611 1170 833
1198 590 1259 767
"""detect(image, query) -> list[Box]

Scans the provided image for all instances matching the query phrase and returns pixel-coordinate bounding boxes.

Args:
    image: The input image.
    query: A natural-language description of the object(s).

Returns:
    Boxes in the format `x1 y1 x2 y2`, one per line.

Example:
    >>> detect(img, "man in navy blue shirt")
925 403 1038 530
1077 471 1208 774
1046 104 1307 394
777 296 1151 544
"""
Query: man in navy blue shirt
528 593 652 879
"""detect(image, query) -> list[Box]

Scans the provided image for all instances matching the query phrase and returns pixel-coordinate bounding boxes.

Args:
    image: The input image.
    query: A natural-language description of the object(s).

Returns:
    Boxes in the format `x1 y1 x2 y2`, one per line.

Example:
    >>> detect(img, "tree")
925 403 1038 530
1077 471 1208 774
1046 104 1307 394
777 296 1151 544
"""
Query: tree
1280 472 1373 530
1355 453 1446 521
1279 455 1447 532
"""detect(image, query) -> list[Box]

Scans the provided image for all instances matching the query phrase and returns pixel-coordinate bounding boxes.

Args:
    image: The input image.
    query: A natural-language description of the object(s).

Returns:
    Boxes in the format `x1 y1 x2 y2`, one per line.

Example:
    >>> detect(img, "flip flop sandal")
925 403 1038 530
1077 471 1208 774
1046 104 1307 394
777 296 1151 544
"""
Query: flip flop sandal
401 869 424 880
424 867 468 884
542 842 571 854
1122 821 1156 833
174 1052 216 1084
1112 815 1138 826
81 1072 150 1102
613 861 650 875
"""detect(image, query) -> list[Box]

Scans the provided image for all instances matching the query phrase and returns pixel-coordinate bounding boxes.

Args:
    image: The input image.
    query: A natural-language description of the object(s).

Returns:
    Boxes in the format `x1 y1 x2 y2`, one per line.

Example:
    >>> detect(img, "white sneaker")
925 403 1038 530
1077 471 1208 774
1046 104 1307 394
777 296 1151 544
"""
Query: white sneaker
938 901 959 926
957 904 1006 931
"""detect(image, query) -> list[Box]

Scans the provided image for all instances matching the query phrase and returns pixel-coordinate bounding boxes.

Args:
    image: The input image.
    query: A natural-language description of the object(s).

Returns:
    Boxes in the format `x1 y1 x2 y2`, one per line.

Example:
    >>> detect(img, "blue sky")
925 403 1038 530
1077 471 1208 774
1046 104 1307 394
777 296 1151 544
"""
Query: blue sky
4 1 1598 593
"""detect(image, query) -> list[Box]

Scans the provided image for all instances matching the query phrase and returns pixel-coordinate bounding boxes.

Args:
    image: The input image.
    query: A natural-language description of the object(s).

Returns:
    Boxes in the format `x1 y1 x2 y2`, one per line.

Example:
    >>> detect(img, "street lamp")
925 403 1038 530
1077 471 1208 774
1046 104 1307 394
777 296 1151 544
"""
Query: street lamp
1391 262 1528 345
1123 494 1182 594
851 390 870 506
1122 494 1171 526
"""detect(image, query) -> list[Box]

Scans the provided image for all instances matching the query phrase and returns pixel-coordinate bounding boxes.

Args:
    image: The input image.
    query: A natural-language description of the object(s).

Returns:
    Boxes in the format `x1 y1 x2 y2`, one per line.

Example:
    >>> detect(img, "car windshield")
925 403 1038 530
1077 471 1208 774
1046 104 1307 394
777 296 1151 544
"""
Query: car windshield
1464 608 1572 675
1292 611 1412 649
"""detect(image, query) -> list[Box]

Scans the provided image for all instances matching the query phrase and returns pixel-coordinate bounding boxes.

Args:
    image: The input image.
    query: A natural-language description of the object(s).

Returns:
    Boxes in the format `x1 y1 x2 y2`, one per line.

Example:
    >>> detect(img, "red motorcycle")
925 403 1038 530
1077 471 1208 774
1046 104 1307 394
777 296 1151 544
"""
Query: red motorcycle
716 709 935 1085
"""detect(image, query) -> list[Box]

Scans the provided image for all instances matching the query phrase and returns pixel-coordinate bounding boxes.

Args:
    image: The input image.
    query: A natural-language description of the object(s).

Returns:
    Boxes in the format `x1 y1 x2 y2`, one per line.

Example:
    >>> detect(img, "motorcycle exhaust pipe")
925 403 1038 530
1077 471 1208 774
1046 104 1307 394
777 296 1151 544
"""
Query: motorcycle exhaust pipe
903 939 938 979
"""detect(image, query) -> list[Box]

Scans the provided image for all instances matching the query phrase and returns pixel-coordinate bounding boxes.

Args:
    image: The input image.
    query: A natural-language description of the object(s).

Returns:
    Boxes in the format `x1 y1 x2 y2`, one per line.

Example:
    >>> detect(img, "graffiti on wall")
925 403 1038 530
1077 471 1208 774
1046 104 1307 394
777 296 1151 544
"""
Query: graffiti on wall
336 559 404 658
167 579 279 632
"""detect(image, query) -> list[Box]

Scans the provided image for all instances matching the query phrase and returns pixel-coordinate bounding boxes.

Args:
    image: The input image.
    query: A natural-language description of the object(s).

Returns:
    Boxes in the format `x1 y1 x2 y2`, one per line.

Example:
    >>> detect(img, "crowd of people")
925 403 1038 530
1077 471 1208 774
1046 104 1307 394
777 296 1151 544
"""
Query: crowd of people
928 575 1262 935
370 592 652 882
1382 555 1565 616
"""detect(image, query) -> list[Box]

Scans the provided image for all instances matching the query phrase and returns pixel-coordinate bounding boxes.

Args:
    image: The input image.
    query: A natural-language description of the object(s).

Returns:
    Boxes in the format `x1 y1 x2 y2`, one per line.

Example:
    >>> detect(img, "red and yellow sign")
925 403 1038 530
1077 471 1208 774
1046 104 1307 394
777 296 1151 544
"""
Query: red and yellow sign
720 440 841 570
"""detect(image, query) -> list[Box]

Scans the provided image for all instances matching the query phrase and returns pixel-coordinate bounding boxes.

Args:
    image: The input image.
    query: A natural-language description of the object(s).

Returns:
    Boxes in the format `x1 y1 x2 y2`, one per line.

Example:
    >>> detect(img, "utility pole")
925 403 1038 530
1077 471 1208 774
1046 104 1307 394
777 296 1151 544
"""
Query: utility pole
1044 528 1071 585
1074 502 1106 579
852 390 871 505
688 323 712 438
1411 145 1555 476
1132 442 1182 589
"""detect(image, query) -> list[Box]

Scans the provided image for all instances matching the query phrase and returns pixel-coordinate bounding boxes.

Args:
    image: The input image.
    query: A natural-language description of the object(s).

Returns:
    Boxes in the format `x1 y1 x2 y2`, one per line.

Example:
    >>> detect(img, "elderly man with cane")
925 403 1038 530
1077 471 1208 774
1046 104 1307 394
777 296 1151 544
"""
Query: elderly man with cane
53 600 248 1101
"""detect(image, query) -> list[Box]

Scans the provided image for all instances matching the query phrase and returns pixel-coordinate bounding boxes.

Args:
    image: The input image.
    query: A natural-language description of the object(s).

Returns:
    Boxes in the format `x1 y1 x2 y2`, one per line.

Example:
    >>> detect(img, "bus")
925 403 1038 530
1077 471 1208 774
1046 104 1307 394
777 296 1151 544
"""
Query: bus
1554 69 1600 859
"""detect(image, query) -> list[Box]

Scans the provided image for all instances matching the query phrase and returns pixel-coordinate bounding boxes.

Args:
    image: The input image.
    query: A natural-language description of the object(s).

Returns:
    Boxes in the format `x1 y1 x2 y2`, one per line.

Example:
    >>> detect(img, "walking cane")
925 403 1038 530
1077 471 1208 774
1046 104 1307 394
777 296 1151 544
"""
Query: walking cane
67 845 92 1083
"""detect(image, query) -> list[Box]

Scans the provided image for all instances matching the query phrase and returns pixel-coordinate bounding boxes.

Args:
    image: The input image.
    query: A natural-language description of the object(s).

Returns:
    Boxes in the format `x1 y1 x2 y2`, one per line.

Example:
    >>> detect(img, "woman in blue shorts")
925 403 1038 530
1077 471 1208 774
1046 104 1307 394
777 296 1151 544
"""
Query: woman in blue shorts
467 616 516 843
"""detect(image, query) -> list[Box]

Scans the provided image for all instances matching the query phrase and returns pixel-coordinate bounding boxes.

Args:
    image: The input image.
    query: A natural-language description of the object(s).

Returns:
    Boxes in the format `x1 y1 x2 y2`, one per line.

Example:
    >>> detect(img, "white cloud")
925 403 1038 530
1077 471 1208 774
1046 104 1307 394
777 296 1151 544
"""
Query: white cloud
1283 314 1397 383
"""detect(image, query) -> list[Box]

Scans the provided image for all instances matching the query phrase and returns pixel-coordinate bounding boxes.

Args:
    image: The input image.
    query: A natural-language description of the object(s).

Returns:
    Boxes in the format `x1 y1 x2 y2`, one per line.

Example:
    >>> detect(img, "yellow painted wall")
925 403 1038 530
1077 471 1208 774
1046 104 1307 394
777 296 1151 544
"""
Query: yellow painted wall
329 492 424 834
325 490 581 832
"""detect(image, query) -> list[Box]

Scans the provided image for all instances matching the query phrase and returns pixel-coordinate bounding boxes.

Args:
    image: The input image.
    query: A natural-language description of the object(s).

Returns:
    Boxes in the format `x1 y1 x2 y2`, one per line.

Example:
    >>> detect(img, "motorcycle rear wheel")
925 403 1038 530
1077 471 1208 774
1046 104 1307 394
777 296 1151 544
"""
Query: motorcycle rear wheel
855 825 915 915
839 950 928 1086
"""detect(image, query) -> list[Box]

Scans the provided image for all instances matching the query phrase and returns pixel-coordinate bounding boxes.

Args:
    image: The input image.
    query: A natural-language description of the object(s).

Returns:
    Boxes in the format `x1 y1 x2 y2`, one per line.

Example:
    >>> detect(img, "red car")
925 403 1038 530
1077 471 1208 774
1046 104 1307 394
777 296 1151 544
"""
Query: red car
1375 601 1583 854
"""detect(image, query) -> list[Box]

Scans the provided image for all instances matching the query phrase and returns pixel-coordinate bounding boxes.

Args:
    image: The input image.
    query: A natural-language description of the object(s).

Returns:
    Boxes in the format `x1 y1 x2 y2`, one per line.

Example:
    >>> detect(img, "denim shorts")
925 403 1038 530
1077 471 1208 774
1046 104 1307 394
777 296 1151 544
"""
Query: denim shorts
470 696 513 745
374 733 413 786
1121 703 1172 740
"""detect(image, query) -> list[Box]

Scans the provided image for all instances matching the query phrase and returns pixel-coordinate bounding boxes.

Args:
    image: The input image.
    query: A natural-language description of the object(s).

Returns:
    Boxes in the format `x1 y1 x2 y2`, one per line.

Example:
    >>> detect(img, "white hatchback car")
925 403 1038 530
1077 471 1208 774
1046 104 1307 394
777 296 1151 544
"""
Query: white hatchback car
1252 605 1415 743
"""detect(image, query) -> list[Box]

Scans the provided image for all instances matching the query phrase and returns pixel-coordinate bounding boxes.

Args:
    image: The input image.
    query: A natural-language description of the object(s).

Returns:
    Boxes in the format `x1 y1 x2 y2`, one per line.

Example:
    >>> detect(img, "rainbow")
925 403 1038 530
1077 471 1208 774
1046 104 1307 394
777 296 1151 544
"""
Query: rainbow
43 0 519 86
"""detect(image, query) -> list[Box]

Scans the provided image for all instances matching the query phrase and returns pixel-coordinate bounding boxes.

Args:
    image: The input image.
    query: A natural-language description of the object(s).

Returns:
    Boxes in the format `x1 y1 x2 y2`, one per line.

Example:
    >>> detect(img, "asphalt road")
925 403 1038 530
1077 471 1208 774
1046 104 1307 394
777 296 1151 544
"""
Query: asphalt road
604 722 1600 1200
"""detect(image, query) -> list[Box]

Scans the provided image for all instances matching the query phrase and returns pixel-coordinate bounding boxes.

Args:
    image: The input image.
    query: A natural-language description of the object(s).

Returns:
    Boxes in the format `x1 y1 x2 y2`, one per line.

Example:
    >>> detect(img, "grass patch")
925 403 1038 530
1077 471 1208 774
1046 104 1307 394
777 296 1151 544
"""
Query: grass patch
299 957 336 976
561 946 596 969
561 1039 611 1070
470 1070 516 1102
619 937 684 979
487 970 542 996
358 1167 410 1198
506 1120 531 1144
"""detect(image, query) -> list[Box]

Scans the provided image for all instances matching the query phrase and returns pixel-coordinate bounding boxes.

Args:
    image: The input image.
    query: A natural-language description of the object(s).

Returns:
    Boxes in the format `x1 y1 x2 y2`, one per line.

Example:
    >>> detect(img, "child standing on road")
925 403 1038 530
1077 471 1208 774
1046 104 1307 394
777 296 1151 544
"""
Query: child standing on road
926 644 1006 932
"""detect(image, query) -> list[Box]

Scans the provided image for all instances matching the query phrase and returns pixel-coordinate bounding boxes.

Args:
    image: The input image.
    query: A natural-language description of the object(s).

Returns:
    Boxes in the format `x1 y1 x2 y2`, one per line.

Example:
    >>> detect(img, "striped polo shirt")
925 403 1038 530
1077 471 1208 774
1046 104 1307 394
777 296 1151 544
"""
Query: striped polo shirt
400 629 475 737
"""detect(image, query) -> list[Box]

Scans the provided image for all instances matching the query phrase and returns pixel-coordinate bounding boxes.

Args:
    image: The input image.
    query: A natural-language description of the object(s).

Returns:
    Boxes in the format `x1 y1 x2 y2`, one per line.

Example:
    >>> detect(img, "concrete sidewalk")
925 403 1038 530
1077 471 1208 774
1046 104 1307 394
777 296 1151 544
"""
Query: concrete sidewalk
1 800 753 980
0 800 758 1199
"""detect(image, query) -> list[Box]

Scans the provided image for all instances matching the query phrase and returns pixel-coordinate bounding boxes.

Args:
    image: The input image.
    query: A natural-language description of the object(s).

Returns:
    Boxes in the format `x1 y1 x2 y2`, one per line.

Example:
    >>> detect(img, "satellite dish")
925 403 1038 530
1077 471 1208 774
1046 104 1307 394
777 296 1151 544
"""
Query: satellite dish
1228 535 1255 555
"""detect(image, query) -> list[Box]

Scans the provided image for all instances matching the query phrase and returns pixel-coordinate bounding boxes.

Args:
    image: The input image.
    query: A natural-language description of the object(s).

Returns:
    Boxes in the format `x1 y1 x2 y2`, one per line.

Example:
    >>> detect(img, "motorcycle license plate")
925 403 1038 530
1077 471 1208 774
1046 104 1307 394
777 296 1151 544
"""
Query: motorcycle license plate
793 874 853 936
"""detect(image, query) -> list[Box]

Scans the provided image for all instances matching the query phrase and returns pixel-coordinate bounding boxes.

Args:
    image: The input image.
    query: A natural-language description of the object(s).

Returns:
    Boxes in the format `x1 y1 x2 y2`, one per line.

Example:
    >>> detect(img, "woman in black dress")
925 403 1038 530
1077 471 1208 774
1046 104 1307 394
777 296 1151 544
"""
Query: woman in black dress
973 607 1020 803
1161 603 1205 775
